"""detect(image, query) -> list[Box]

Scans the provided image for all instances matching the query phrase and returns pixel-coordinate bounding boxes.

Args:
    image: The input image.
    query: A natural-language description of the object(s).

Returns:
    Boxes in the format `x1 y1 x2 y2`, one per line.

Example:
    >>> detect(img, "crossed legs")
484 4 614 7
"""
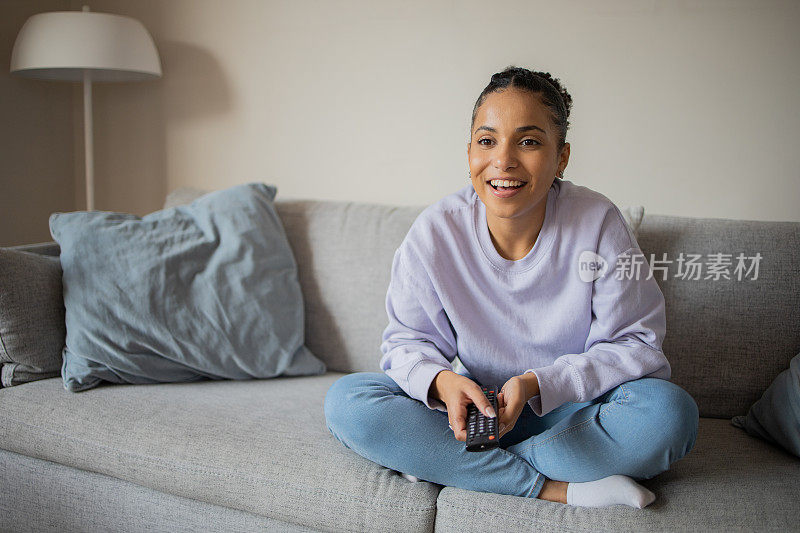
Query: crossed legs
324 372 698 503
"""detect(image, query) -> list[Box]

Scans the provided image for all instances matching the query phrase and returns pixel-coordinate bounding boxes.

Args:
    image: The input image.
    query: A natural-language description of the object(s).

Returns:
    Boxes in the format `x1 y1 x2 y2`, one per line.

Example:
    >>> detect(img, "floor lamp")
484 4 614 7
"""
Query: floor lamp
10 5 162 211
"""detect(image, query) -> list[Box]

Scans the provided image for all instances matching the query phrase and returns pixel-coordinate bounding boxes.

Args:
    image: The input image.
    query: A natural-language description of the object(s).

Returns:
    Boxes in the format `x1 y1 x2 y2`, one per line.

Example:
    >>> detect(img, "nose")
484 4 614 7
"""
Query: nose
493 142 517 171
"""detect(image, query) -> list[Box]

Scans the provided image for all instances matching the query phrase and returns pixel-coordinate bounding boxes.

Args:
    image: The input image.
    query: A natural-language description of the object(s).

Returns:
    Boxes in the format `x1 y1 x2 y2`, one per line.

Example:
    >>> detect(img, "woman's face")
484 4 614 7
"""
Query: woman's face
468 88 569 223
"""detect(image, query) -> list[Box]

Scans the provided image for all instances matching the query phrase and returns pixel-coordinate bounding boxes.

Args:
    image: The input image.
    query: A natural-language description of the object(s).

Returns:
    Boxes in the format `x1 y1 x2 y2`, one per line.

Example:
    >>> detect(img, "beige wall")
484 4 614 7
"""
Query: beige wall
1 0 74 246
3 0 799 246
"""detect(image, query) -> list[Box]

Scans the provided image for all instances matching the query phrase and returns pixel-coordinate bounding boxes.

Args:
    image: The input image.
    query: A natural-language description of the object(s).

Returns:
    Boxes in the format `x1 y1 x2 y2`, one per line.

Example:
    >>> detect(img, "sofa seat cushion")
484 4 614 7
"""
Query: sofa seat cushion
0 374 438 532
0 448 320 533
433 417 800 531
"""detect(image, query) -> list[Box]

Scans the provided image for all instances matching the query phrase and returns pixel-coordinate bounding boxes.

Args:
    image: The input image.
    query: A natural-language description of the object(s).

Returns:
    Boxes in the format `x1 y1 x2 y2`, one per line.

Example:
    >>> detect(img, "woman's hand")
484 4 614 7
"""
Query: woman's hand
496 373 540 438
429 370 497 442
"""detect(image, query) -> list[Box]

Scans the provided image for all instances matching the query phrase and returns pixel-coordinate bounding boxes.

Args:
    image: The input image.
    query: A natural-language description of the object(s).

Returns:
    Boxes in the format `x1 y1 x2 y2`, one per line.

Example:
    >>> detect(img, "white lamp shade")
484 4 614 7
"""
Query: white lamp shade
10 11 161 82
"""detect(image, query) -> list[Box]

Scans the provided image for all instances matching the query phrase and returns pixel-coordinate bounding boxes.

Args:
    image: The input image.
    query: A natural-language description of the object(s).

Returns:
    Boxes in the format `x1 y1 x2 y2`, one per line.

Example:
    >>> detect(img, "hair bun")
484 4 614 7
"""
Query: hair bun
531 70 573 119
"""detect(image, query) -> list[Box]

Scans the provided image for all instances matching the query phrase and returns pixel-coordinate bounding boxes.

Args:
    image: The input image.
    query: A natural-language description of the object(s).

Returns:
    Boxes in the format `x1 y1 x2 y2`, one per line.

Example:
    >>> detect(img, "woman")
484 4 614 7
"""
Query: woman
324 66 698 508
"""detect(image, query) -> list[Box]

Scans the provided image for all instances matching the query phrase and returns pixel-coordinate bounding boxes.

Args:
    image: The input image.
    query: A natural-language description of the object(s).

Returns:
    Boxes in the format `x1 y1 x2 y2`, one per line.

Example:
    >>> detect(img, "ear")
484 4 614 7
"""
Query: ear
558 142 571 173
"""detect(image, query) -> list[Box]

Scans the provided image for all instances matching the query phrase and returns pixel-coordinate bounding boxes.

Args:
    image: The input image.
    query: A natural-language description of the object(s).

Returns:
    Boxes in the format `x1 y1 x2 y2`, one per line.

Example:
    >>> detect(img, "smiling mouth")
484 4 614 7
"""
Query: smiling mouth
487 179 527 191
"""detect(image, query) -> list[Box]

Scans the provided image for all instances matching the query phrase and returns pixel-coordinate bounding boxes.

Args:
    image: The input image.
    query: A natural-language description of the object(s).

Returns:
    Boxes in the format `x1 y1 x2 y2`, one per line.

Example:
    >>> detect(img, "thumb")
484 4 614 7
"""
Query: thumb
470 388 496 418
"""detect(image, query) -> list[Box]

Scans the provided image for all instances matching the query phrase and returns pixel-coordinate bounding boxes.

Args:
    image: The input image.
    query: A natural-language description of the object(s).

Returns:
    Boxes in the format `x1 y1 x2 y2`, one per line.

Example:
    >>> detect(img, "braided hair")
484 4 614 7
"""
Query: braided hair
470 66 573 150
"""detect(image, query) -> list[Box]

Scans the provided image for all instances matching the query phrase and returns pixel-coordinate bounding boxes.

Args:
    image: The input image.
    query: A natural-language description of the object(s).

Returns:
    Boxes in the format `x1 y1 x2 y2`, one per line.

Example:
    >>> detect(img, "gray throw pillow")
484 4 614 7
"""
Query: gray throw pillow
49 182 326 392
731 353 800 458
0 248 65 386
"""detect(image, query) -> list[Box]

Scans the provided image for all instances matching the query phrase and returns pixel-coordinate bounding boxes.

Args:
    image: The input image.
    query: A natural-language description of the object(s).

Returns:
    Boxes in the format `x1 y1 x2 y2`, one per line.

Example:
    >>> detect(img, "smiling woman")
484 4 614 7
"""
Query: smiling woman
468 69 572 261
325 66 699 509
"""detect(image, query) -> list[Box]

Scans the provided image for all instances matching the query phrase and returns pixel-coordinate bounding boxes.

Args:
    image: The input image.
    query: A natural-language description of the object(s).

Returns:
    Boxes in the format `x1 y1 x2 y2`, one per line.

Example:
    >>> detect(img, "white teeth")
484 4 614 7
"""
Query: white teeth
490 179 525 187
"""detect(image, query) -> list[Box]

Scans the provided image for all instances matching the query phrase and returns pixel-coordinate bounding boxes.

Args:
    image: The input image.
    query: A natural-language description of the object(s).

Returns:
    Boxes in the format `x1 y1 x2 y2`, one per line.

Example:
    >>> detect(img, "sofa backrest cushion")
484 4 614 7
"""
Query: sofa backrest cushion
275 200 646 374
637 215 800 418
274 200 423 374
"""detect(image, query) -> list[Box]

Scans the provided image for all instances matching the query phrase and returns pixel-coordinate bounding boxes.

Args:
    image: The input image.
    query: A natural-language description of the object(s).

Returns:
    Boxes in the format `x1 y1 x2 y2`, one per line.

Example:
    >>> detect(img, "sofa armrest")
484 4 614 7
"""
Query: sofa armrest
7 241 61 257
0 243 65 387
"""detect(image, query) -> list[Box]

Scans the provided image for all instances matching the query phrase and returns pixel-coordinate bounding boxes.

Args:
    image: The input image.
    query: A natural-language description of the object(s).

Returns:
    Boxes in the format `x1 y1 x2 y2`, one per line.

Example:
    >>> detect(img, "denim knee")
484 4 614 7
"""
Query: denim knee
324 373 362 435
623 378 699 468
324 372 390 446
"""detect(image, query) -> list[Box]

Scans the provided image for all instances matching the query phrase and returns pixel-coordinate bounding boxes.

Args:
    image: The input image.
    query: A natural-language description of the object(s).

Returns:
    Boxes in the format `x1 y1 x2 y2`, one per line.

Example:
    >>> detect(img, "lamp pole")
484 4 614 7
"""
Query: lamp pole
82 5 94 211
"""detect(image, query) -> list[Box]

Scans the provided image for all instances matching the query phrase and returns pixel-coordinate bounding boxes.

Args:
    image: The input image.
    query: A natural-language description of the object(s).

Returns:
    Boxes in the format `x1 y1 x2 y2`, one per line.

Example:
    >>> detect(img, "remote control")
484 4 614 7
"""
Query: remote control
466 386 499 452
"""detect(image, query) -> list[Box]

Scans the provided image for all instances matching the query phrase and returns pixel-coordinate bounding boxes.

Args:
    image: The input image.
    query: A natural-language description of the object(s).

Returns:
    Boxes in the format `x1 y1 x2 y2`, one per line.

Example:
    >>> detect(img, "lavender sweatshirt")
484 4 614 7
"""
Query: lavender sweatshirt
379 178 671 417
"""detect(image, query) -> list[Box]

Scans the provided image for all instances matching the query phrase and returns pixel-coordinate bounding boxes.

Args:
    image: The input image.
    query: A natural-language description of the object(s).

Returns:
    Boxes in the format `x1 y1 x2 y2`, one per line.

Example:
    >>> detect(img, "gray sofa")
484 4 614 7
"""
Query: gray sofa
1 192 799 532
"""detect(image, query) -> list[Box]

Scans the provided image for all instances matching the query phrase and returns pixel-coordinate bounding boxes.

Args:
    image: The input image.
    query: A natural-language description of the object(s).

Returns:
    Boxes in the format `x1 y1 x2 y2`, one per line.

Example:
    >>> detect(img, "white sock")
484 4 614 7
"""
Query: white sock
400 472 422 483
565 475 656 509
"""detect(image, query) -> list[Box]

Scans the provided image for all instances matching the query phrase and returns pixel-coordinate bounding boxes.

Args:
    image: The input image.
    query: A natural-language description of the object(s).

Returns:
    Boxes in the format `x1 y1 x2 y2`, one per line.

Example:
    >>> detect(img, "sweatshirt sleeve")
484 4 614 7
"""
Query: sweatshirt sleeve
380 246 457 412
525 212 672 417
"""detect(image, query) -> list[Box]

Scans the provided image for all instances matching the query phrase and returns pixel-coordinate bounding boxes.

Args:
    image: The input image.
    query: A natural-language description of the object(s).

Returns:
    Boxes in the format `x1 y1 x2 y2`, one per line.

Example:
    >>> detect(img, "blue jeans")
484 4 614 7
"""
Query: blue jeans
324 371 698 498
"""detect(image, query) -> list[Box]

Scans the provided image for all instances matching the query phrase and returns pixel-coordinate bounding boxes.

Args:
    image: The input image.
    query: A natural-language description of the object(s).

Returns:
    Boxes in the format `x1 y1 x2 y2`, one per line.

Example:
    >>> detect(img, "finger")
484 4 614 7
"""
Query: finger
449 422 464 441
498 417 509 436
452 408 467 442
499 413 515 435
499 408 517 432
502 408 520 429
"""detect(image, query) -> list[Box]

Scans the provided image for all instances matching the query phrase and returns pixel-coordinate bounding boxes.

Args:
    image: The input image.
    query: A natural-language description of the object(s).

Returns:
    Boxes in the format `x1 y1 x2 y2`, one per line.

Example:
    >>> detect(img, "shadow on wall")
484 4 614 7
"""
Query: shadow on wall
94 38 232 216
157 40 232 122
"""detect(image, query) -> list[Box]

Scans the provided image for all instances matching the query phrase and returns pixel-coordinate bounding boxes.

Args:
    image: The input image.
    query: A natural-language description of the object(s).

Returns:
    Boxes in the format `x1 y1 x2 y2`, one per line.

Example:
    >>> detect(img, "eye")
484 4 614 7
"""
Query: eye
520 139 541 146
477 138 494 146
